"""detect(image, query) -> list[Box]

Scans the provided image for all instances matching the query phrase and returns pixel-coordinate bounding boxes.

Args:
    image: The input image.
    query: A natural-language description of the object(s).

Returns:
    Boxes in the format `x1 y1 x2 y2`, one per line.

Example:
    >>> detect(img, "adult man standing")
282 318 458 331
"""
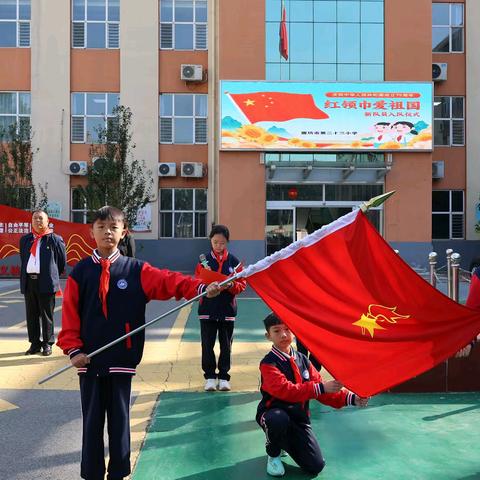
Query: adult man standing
20 210 66 356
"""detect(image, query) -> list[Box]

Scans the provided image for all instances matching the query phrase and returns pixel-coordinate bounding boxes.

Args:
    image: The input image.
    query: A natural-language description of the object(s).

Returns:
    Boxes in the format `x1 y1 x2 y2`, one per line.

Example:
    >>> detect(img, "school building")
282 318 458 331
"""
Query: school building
1 0 479 271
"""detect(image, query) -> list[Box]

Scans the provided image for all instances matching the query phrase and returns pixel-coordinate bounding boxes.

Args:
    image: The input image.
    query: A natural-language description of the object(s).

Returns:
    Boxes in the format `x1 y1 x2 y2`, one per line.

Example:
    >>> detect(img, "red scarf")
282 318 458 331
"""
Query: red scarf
212 249 228 273
30 228 52 257
99 258 111 318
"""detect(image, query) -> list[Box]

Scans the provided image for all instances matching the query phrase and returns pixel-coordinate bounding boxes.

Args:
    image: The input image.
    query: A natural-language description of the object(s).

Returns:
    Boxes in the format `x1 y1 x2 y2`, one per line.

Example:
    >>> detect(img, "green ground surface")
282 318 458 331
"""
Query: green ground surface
133 392 480 480
182 298 271 342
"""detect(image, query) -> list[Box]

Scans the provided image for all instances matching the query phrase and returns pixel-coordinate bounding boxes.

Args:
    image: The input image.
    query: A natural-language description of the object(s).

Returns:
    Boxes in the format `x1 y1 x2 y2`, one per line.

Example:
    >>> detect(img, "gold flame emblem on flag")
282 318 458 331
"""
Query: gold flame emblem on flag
352 304 410 338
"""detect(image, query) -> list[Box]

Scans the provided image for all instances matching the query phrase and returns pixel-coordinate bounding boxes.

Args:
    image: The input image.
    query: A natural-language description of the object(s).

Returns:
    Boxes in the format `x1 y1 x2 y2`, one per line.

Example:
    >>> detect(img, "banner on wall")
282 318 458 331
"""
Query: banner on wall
131 204 152 233
0 204 96 276
220 81 433 152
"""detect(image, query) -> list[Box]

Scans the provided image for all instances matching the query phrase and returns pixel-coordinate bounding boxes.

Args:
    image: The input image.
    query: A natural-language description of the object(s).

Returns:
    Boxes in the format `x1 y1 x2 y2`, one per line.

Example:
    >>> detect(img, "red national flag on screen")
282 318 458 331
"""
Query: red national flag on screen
239 210 480 397
229 91 329 124
279 0 288 60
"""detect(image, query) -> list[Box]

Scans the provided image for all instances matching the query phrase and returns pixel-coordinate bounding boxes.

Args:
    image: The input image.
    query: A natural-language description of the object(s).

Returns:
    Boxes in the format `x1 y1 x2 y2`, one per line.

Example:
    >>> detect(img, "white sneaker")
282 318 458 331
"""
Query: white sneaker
204 378 217 391
218 379 231 391
267 456 285 477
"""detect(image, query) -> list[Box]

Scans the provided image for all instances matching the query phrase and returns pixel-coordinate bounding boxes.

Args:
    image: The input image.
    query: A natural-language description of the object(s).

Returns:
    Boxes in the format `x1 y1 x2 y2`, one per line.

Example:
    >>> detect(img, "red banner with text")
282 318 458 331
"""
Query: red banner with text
0 204 95 276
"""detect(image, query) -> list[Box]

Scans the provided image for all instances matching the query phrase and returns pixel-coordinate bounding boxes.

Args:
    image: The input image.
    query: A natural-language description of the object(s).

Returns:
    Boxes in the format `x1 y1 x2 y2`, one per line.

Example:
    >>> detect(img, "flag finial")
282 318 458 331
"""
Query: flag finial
360 190 395 212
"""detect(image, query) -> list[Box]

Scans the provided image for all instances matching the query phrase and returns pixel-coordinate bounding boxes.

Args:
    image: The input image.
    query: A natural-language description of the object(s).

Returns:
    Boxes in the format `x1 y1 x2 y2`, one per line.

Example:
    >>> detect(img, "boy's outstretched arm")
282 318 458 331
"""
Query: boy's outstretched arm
141 262 219 301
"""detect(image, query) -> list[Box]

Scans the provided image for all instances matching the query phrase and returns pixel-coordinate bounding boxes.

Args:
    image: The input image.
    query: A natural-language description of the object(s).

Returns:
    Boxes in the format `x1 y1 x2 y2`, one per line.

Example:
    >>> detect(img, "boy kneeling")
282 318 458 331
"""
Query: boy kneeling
256 313 369 477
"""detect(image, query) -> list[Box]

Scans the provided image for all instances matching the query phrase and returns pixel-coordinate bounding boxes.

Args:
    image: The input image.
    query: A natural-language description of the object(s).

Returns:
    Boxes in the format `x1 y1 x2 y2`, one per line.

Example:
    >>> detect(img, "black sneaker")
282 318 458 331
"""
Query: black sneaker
42 345 52 356
25 345 41 355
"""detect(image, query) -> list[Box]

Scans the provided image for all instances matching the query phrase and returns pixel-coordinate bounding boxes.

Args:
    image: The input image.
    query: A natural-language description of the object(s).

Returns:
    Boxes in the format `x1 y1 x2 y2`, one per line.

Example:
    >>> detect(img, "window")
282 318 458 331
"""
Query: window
159 94 207 144
71 188 88 223
160 0 207 50
72 0 119 49
266 0 384 81
432 3 463 53
0 0 30 47
159 188 207 238
432 190 464 239
0 91 30 135
71 92 119 143
434 96 464 146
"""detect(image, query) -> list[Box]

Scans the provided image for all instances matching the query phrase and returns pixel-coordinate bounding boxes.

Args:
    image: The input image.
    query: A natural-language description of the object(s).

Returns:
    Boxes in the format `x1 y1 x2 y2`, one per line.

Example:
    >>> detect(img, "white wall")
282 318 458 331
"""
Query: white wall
120 0 159 239
466 0 480 240
31 0 70 219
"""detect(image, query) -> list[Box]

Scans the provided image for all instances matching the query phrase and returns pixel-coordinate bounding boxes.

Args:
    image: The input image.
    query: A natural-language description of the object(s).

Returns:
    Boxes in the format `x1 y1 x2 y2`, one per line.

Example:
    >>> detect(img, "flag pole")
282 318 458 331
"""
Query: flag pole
38 275 240 385
360 190 395 212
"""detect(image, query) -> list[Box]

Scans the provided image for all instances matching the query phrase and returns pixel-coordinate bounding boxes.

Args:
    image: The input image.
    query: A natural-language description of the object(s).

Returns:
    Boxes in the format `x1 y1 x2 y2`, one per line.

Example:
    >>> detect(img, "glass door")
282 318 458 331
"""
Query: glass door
266 209 295 256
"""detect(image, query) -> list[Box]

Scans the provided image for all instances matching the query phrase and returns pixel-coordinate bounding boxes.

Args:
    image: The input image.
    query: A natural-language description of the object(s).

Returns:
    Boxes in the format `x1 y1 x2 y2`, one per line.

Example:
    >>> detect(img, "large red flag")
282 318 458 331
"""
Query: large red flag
229 91 329 124
239 210 480 397
279 0 288 60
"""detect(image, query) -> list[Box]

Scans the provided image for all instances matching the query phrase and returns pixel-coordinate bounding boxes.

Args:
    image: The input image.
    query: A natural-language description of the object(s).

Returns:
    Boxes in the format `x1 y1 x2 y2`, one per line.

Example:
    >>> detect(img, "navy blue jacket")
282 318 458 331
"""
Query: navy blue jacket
196 251 246 321
256 347 353 425
57 250 205 376
19 232 66 294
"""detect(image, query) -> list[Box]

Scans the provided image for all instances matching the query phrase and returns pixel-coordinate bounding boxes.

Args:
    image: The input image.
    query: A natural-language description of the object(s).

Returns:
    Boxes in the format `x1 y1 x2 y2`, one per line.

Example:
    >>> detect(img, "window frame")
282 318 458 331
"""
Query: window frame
432 190 464 240
432 3 464 53
159 188 208 238
159 0 208 51
70 187 88 224
0 0 30 48
0 91 31 135
159 93 208 145
71 92 120 144
433 96 465 147
72 0 120 49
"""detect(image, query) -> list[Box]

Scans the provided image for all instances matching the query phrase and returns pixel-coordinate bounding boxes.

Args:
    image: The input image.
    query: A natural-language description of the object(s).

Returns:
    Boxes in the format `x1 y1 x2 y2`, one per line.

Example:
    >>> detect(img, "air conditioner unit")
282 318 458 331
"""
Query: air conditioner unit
432 63 447 81
181 64 203 82
181 162 204 178
92 157 106 172
432 160 445 179
67 161 87 175
158 162 177 177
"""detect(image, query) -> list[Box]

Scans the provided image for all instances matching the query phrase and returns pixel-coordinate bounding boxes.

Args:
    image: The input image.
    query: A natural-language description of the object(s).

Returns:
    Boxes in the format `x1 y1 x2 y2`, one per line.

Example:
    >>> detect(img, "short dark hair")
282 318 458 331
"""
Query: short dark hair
209 224 230 241
263 313 282 332
31 209 48 217
91 206 126 226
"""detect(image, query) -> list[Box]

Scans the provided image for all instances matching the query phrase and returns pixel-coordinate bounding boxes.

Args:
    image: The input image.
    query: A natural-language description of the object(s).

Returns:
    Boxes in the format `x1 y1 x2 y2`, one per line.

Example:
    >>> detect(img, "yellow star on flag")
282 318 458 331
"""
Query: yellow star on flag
243 99 255 106
352 314 386 338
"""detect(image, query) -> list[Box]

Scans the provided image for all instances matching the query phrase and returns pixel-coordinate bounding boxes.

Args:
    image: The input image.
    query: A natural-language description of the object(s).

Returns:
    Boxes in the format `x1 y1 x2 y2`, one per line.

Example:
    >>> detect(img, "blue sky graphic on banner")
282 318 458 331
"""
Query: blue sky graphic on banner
220 81 433 152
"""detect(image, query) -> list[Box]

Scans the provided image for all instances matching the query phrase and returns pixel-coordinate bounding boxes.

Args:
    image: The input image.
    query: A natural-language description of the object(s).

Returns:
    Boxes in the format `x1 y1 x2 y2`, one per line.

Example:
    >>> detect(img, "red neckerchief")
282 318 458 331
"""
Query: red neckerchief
30 228 52 257
99 258 111 318
211 249 229 273
92 249 121 318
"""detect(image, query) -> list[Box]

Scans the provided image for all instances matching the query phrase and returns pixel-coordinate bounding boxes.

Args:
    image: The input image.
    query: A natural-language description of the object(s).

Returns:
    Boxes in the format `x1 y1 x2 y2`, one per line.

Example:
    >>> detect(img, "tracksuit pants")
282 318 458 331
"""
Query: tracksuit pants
259 408 326 475
79 374 132 480
200 319 234 380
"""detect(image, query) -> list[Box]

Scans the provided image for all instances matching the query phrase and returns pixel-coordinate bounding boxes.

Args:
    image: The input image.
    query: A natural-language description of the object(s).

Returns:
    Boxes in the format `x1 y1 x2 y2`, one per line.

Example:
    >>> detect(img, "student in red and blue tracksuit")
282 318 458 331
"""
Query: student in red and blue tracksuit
195 224 246 392
455 267 480 358
256 313 369 477
58 206 220 480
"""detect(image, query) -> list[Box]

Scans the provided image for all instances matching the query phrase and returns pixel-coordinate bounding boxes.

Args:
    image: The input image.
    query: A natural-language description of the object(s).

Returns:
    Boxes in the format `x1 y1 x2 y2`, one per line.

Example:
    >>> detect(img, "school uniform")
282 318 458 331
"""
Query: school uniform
58 249 205 480
256 346 356 475
195 250 246 381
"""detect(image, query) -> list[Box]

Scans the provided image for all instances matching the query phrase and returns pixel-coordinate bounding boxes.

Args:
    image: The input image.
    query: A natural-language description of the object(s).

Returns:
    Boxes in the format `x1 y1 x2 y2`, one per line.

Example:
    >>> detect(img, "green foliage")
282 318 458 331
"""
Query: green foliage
76 105 153 227
476 222 480 234
0 121 47 210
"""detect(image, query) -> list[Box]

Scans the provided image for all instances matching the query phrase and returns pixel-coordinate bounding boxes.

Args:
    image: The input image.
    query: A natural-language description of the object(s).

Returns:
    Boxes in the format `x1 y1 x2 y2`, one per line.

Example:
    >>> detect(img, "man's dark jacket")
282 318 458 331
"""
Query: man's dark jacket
19 232 66 294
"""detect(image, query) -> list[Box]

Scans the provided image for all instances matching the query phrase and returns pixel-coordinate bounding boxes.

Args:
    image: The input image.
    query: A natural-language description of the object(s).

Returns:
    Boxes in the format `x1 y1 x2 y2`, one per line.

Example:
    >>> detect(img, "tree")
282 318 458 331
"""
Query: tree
77 105 153 227
0 121 47 210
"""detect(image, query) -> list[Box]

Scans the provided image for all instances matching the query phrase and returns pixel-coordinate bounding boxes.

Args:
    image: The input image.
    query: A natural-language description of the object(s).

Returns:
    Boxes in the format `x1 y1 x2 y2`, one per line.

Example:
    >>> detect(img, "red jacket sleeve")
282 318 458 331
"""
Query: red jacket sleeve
261 363 319 403
141 262 205 301
227 263 247 295
466 273 480 311
308 364 353 409
57 276 84 356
